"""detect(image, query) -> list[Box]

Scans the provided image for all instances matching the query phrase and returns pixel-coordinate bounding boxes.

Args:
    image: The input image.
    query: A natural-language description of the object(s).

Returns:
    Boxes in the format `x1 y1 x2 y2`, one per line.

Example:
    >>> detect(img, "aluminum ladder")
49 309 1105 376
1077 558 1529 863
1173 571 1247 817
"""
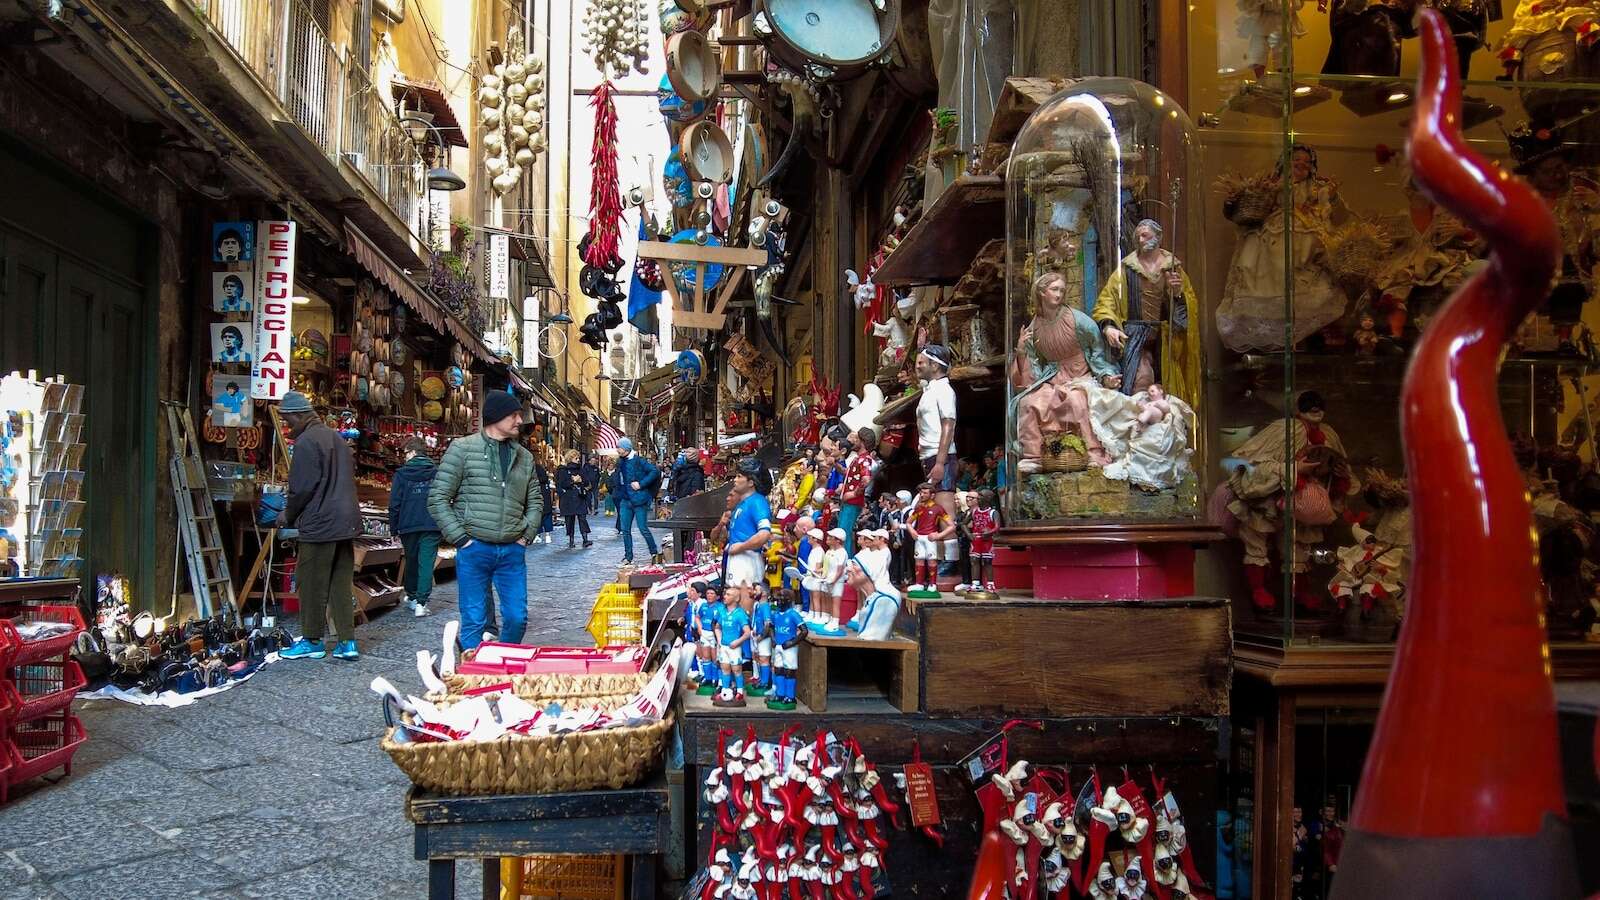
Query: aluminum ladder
163 401 236 621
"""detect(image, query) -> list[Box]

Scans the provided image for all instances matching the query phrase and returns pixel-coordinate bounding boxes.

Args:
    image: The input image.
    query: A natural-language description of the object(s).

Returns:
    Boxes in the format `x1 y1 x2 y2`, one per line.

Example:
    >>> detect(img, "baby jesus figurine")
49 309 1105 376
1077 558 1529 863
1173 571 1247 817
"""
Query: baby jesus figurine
1134 384 1172 434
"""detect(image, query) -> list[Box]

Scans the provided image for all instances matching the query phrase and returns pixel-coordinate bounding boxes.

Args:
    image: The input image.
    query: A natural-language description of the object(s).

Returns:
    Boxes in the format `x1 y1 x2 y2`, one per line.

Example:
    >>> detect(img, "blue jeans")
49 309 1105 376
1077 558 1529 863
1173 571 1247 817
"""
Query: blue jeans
839 503 862 554
619 503 658 561
456 540 528 648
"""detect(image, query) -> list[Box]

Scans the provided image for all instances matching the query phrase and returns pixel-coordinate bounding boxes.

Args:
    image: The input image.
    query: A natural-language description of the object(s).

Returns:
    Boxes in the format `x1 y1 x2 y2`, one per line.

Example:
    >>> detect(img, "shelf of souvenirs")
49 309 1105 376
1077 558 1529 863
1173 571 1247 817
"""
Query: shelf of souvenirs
1233 632 1600 687
1226 347 1599 378
1200 71 1600 128
872 175 1005 287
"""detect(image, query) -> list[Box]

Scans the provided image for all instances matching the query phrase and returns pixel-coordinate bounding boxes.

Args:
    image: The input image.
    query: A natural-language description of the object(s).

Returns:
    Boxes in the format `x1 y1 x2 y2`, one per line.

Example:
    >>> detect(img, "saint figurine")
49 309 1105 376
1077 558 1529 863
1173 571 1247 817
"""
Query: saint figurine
1010 271 1124 473
1092 218 1202 407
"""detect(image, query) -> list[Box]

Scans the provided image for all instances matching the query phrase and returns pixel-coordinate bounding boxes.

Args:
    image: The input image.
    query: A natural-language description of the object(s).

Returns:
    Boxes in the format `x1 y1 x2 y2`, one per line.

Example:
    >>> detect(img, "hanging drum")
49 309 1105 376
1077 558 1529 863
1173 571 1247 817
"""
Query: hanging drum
753 0 900 80
666 30 721 104
680 120 735 183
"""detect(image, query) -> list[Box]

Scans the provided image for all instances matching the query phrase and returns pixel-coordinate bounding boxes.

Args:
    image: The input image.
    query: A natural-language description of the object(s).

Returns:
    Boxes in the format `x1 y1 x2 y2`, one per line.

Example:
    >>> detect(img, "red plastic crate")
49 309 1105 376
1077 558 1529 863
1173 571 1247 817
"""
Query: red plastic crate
5 711 86 794
3 659 85 724
0 684 14 731
0 738 11 804
0 604 85 669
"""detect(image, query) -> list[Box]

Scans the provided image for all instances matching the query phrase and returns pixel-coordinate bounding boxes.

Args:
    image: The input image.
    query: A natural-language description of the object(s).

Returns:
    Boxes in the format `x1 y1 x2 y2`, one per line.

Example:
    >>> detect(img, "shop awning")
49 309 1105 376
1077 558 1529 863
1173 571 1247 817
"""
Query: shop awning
536 383 575 420
343 221 500 367
391 77 469 148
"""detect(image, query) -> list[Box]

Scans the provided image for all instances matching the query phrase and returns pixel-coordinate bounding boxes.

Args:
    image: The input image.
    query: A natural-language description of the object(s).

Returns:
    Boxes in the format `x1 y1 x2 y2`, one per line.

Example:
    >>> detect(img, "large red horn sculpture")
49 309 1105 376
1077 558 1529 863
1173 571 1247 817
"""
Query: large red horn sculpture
1330 9 1579 897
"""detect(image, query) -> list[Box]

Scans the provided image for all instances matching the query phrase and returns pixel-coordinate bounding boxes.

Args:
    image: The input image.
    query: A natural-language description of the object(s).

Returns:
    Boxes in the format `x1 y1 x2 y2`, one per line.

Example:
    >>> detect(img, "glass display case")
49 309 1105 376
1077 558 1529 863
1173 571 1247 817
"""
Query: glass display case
1003 78 1211 526
1185 0 1600 647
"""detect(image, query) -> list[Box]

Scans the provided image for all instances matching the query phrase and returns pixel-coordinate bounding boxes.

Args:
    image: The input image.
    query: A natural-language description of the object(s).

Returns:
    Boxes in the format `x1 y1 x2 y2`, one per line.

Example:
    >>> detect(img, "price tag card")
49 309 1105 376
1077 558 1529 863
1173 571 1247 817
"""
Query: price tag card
902 762 941 826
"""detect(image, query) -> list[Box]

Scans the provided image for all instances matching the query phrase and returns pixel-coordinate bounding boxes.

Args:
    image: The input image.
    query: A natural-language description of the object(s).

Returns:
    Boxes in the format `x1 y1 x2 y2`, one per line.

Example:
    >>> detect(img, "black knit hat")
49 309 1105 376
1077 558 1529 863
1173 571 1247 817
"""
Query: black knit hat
483 391 522 427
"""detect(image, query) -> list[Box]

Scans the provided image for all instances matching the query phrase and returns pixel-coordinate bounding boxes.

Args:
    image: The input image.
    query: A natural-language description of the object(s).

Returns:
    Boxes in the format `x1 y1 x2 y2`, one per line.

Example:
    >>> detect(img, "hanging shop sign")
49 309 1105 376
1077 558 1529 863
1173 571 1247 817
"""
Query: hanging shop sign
489 232 510 300
250 220 297 400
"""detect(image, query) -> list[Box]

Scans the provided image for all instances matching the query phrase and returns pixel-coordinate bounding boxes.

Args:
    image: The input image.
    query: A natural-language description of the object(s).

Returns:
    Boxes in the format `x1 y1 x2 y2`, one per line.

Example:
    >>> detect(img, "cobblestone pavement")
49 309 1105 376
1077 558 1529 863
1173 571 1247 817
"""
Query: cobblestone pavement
0 515 649 900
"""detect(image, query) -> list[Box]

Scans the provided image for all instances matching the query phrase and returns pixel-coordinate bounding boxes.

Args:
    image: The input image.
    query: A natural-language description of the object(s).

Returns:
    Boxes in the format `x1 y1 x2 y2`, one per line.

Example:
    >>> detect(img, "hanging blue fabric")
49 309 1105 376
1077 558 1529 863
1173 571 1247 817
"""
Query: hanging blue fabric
627 216 662 331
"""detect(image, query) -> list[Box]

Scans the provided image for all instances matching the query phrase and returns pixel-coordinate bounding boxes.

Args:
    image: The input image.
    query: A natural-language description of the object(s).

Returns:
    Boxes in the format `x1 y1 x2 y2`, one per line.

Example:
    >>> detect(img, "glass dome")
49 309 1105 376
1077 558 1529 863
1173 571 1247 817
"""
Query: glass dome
1003 77 1209 526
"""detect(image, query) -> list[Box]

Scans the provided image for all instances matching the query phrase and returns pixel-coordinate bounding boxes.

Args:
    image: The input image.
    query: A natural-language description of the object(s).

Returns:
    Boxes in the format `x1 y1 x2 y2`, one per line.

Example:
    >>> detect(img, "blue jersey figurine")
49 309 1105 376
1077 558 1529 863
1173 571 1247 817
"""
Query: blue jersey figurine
765 590 807 710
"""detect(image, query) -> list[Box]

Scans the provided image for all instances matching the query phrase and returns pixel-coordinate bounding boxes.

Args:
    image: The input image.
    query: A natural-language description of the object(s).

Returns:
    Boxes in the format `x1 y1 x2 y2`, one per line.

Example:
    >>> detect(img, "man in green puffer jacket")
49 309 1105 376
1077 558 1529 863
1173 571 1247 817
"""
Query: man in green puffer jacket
428 391 543 649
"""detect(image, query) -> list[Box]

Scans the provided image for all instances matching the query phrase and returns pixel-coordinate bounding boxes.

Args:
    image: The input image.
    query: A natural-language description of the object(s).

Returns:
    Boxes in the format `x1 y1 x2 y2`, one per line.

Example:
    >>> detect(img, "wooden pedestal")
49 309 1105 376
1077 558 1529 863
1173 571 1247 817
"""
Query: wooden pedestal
797 633 920 713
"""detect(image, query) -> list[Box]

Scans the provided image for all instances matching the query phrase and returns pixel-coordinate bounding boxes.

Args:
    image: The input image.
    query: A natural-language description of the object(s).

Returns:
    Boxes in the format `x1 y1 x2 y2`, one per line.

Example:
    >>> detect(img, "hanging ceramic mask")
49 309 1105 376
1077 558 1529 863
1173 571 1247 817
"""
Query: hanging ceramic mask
446 365 466 389
658 0 691 34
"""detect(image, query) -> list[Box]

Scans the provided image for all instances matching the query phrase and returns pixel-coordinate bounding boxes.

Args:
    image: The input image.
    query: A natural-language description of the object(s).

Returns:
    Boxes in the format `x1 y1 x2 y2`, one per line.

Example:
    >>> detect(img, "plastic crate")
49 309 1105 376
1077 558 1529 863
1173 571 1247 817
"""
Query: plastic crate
585 587 644 648
0 604 85 670
5 711 86 794
499 854 625 900
3 658 85 724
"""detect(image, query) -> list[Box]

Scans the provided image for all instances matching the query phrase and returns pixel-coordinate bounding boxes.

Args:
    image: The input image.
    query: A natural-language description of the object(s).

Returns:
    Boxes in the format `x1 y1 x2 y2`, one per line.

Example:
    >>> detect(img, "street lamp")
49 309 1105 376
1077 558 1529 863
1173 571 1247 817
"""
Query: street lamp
400 111 466 193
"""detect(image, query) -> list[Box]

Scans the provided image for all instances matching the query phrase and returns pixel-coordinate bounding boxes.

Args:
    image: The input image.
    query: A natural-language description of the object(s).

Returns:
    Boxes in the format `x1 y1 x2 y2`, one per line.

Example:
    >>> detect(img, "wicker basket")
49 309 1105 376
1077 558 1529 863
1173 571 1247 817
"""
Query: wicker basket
379 671 672 795
1040 433 1089 473
380 714 673 795
1323 220 1390 284
1227 185 1278 228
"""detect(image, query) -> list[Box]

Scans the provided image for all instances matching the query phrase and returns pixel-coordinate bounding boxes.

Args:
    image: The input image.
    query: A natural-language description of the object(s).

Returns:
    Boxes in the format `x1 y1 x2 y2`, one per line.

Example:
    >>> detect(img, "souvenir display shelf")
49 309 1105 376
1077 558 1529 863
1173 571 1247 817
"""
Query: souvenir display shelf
0 374 86 582
1181 1 1600 649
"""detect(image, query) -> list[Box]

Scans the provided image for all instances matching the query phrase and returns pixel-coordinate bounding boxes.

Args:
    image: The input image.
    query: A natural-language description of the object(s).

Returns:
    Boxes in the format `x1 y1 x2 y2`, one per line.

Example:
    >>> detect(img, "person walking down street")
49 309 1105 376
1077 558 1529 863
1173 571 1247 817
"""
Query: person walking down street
276 391 363 661
669 447 707 501
557 449 594 548
583 455 602 515
428 391 544 650
614 437 663 564
535 462 556 544
389 437 442 619
609 460 624 530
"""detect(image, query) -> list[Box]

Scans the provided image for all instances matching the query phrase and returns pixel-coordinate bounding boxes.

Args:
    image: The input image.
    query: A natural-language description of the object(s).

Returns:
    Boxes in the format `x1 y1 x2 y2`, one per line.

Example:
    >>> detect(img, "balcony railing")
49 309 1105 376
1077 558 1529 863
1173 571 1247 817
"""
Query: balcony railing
191 0 424 237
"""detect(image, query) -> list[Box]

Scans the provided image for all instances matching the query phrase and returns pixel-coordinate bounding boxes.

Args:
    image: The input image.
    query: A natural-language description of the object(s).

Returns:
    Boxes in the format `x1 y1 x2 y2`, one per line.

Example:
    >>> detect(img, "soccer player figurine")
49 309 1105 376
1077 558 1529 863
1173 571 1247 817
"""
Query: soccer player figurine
961 489 1001 595
766 588 808 710
750 586 774 696
697 582 726 696
905 481 954 596
715 586 753 706
682 580 706 685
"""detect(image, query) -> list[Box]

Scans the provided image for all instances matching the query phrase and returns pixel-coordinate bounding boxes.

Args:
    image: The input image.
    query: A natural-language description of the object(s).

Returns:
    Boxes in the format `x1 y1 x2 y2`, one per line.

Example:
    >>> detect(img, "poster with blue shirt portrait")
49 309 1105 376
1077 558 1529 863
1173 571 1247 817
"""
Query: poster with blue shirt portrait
211 375 253 427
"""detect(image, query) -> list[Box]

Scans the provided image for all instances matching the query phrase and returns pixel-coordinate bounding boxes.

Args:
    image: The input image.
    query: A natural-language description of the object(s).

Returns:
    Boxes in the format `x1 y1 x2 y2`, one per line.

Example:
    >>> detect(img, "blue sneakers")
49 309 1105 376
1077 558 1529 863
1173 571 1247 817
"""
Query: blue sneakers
332 640 360 660
280 638 326 660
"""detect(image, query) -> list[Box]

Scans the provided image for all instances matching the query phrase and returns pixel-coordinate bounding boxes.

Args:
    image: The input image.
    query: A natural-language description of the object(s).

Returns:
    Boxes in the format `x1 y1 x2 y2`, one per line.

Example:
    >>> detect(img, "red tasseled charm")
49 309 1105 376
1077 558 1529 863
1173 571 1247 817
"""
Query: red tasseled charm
584 81 624 269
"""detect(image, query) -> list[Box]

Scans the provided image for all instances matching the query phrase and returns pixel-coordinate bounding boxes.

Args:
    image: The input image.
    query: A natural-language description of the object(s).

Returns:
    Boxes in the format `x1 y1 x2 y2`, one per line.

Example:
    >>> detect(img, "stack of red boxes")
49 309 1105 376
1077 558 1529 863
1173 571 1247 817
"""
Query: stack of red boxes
0 603 86 803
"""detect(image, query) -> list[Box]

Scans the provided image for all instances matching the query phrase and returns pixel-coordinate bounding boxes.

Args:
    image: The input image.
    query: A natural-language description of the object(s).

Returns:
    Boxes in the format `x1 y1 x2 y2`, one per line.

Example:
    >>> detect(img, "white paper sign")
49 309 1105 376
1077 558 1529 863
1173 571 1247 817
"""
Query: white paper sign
250 220 296 400
489 232 509 300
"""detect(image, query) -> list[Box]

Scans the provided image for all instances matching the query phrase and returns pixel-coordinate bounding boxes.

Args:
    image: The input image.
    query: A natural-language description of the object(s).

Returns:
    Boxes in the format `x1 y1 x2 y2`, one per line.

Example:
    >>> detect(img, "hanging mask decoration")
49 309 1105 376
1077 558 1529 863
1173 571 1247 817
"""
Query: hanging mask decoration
445 366 466 389
675 348 706 385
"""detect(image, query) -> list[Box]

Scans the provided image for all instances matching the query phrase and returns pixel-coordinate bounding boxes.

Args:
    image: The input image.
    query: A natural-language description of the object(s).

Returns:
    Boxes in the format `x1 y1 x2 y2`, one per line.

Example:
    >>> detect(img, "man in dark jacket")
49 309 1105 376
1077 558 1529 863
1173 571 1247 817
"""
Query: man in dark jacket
428 391 543 649
668 448 707 501
582 456 601 515
614 437 662 564
276 391 363 661
389 437 442 619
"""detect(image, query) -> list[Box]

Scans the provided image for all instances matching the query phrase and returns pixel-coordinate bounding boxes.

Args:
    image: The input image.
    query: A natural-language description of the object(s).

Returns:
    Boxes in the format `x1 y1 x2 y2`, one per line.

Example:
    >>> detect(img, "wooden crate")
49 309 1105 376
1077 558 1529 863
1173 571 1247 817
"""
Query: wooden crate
916 597 1230 717
797 633 920 713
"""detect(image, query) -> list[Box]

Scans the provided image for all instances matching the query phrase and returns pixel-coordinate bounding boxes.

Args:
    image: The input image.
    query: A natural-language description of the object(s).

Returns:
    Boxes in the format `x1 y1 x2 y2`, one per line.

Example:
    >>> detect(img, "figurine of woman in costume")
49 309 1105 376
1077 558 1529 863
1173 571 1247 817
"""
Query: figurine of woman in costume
1010 271 1124 472
1217 144 1350 352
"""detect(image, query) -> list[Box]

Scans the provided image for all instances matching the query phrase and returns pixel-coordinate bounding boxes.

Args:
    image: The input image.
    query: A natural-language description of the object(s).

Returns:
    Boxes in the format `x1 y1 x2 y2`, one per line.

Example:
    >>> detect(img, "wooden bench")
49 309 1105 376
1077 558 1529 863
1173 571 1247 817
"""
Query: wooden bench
797 632 921 713
406 774 670 900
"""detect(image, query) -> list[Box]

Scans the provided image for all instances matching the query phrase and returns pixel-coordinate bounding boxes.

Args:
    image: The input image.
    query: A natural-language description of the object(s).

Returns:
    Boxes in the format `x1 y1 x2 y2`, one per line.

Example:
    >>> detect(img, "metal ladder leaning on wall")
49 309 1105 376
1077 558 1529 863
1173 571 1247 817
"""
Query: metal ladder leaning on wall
163 401 236 621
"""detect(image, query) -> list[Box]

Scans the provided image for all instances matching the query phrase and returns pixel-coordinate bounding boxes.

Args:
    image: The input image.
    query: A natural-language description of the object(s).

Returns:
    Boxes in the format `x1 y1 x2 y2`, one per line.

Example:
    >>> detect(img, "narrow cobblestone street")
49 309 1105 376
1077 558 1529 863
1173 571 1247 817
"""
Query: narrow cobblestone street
0 520 643 900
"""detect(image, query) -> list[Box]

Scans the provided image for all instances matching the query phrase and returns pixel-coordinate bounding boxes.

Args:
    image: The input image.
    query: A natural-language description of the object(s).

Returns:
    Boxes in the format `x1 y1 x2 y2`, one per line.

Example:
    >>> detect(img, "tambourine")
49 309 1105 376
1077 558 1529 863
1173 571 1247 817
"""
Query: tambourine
422 400 444 421
755 0 900 79
680 120 734 183
666 30 721 104
421 374 447 400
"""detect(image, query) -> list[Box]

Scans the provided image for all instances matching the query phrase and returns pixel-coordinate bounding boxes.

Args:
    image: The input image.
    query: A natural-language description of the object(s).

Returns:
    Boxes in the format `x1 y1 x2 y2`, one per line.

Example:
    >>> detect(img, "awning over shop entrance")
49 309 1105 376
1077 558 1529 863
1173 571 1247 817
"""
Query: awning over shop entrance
343 221 501 367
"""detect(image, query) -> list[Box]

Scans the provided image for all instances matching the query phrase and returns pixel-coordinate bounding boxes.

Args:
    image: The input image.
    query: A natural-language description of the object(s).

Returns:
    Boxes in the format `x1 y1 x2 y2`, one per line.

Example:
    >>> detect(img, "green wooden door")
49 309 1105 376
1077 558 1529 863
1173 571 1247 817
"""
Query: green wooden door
0 193 152 599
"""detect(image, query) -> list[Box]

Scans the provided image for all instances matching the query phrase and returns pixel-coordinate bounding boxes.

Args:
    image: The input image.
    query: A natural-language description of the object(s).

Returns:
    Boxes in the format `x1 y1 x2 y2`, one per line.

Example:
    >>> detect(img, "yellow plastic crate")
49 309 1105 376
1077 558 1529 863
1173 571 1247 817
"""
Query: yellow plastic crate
500 854 625 900
586 584 644 647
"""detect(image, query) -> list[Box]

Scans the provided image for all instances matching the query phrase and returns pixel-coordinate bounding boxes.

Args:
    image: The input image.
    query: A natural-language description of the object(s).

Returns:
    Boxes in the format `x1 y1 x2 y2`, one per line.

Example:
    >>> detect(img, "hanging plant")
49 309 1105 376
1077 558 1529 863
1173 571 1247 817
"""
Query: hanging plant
479 28 547 196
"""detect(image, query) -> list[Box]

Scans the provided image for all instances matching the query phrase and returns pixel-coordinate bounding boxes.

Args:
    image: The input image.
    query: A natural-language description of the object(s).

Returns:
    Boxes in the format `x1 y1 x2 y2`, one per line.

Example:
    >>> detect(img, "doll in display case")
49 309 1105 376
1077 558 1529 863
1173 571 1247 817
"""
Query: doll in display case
1091 218 1203 408
1235 0 1307 78
1217 144 1351 352
1214 390 1359 615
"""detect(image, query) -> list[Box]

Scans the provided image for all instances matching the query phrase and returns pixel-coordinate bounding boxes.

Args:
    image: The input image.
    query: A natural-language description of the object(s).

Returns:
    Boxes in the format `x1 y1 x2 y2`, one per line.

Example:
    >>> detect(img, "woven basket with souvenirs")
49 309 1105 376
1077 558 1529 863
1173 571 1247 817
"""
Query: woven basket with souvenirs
379 671 673 795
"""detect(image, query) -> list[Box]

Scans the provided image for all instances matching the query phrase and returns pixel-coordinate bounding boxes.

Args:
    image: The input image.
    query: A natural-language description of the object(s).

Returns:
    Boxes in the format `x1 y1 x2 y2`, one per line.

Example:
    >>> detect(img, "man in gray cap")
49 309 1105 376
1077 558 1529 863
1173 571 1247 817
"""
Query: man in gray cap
429 390 542 649
613 436 662 565
275 391 363 661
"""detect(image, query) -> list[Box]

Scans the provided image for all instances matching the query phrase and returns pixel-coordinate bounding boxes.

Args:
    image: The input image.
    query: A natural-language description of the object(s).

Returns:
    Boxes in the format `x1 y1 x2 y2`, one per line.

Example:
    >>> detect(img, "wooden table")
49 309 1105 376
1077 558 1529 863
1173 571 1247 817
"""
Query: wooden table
405 775 671 900
797 632 921 713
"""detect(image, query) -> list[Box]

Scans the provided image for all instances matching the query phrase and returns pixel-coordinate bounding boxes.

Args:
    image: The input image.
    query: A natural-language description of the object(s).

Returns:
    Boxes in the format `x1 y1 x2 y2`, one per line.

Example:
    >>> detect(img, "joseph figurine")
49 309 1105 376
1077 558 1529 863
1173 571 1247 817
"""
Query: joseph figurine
1091 218 1201 408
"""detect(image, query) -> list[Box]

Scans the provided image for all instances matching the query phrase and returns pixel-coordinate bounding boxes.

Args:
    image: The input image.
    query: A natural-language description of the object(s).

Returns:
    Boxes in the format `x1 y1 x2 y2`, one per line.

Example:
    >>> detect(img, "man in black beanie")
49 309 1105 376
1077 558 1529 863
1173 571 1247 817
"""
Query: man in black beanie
428 390 544 649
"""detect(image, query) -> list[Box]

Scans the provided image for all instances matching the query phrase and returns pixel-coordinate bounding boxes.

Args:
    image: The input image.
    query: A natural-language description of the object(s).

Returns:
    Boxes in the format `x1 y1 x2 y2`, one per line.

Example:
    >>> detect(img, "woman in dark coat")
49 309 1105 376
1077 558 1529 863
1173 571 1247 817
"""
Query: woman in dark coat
557 449 594 548
534 462 556 544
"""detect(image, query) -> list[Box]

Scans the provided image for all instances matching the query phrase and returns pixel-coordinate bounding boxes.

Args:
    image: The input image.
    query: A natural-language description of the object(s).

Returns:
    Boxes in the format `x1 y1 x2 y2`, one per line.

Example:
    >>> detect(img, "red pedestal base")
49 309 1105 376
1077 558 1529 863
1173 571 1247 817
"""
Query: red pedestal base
993 548 1032 590
1030 542 1197 600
